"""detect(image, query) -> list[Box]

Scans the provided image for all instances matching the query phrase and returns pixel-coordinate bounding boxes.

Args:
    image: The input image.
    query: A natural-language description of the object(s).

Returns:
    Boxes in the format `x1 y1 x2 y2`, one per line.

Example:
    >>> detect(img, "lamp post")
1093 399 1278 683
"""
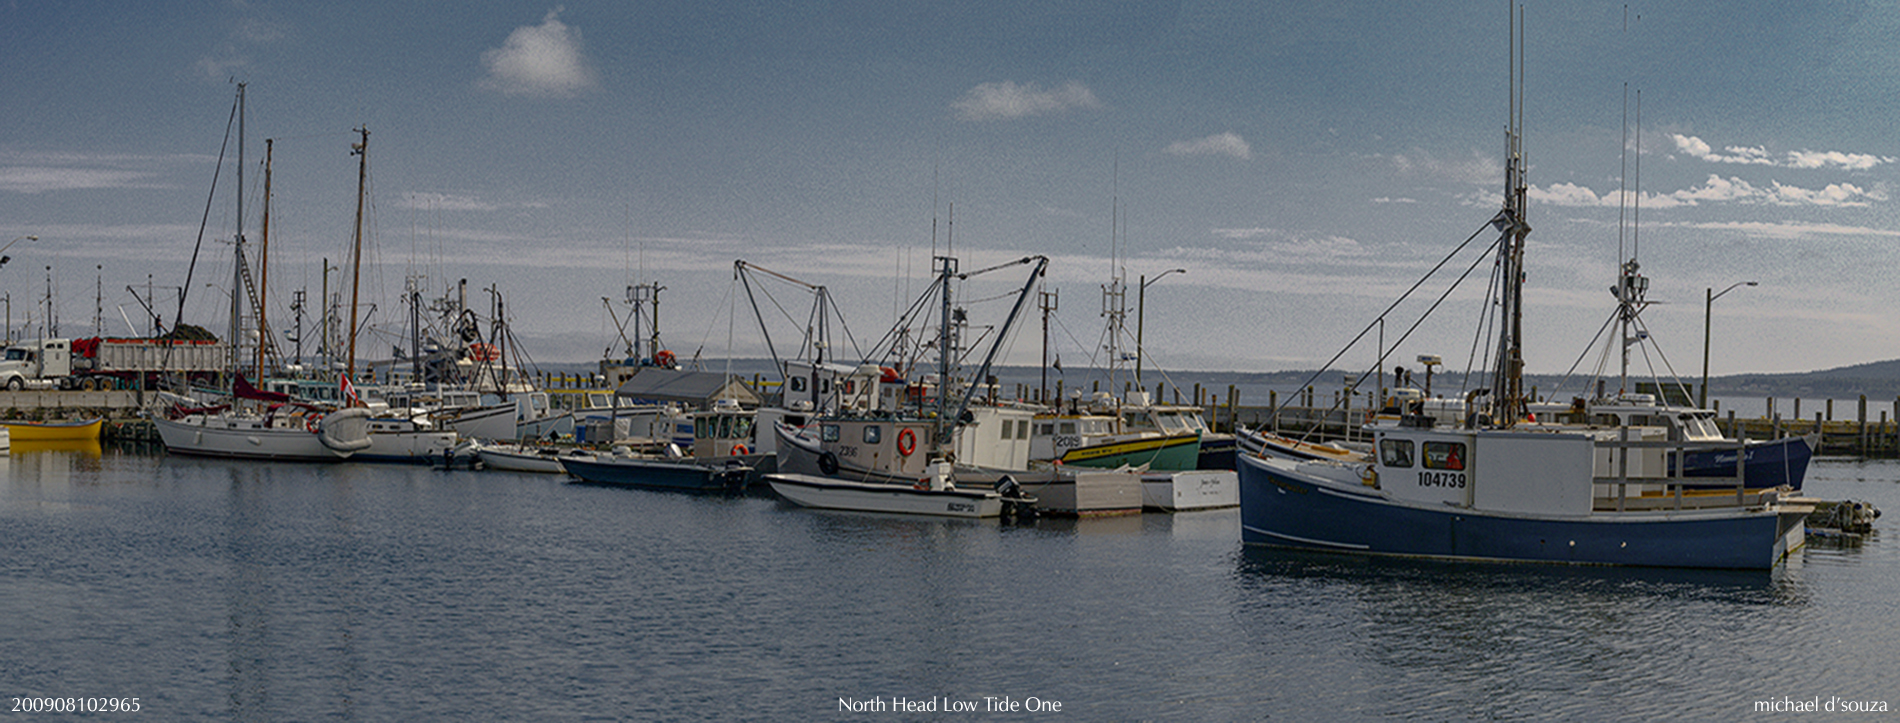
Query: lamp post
0 235 36 269
1701 280 1758 408
1135 268 1187 386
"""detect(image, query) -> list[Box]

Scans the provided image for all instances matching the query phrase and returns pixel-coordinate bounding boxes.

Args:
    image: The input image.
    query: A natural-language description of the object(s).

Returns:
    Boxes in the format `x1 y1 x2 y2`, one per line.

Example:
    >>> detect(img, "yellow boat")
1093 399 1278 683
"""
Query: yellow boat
1 417 105 442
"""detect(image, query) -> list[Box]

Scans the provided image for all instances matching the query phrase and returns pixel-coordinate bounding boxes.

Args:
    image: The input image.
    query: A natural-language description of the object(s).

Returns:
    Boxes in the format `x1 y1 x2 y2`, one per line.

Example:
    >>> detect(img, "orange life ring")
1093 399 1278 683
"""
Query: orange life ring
468 343 500 361
731 443 749 456
305 413 324 434
655 349 677 367
896 427 917 457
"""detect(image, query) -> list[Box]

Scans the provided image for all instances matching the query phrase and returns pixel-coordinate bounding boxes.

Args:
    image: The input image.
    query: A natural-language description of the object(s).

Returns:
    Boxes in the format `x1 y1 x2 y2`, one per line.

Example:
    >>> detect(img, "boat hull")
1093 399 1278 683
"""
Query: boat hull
1674 435 1813 491
1 418 104 442
1142 470 1239 511
355 429 460 464
765 473 1007 518
1238 454 1805 570
1057 432 1201 470
1196 435 1238 470
153 408 373 462
561 455 749 492
477 443 592 473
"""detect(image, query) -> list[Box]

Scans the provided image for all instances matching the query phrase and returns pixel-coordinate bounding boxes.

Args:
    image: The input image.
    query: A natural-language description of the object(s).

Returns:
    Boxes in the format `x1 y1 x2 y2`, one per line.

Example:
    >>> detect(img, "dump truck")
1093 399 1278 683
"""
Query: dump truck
0 337 230 391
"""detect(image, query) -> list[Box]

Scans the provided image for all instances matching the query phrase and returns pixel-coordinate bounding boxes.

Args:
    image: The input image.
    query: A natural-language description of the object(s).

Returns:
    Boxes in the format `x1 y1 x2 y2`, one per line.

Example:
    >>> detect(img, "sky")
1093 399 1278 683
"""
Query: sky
3 1 1899 384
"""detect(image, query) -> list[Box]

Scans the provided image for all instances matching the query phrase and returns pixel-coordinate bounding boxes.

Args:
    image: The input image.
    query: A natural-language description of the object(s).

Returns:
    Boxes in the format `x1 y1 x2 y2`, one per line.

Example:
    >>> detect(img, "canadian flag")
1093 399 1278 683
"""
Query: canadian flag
341 376 360 406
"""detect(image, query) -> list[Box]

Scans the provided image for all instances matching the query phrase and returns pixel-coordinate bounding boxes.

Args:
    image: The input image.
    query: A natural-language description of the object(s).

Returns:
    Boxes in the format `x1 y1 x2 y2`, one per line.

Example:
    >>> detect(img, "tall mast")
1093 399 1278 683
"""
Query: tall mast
1490 2 1531 426
229 82 246 393
934 255 955 457
256 137 273 377
346 126 368 383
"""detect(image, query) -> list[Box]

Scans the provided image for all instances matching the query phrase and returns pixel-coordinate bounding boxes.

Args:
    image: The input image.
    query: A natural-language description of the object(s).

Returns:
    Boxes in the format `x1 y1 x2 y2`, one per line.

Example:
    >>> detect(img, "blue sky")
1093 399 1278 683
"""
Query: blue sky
3 1 1898 381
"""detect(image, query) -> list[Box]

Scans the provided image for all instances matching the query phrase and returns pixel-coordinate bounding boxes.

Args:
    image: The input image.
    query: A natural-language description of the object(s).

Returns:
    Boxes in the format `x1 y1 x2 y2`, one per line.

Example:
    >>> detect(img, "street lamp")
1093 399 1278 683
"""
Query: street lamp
1701 280 1757 409
1 235 38 269
1135 267 1187 386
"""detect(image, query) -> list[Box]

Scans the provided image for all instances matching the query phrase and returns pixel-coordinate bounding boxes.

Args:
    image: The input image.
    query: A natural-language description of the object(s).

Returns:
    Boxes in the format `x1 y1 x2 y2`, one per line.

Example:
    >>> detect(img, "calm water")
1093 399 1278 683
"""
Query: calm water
3 446 1898 721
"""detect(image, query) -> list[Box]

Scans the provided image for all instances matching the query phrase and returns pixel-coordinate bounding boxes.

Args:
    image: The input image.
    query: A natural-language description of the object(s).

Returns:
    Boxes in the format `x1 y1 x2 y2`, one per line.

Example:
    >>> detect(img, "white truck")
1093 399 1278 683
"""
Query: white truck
0 337 230 391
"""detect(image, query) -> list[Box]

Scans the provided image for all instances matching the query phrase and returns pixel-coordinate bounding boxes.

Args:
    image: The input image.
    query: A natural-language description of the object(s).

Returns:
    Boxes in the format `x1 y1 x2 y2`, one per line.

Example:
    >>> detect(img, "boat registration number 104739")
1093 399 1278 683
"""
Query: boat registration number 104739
1418 471 1467 488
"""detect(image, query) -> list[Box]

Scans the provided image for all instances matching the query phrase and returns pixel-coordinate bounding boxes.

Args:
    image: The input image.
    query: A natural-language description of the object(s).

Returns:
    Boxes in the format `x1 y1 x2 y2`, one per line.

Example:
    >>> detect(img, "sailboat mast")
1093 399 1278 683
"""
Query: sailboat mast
256 137 273 377
346 126 368 383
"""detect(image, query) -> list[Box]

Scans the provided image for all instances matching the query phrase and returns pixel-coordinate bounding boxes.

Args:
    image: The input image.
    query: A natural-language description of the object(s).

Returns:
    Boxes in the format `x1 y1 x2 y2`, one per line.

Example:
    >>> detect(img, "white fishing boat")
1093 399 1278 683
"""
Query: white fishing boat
763 255 1044 518
1238 20 1810 570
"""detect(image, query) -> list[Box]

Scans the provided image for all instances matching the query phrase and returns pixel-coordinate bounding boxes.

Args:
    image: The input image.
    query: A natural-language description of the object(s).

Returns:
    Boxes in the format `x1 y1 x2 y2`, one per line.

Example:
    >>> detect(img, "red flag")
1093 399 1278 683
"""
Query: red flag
341 376 360 406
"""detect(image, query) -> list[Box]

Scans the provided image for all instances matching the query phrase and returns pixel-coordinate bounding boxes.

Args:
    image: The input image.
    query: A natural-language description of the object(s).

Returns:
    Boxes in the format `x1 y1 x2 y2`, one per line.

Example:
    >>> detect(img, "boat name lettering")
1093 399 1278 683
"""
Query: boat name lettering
946 502 976 513
1418 471 1466 488
1052 435 1080 449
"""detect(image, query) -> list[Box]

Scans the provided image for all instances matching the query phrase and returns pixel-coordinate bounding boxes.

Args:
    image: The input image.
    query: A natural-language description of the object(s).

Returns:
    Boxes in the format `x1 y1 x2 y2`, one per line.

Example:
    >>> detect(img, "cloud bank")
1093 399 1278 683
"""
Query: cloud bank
1672 134 1894 170
952 81 1100 121
480 7 597 97
1531 175 1885 209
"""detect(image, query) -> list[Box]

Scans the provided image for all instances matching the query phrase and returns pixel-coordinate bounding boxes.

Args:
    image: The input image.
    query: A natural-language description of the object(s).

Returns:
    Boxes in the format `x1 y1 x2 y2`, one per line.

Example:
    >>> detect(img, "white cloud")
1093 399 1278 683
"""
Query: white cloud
1528 175 1883 209
0 167 162 194
1163 132 1251 160
1671 134 1894 170
479 7 597 97
951 81 1100 121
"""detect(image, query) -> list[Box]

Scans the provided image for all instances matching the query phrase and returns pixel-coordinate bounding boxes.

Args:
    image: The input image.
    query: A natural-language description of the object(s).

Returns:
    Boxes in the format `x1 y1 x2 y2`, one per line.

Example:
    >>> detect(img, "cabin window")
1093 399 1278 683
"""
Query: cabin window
695 418 711 439
732 417 753 441
790 377 807 393
1422 441 1466 471
1036 423 1054 436
998 420 1013 438
821 424 840 442
1379 439 1415 468
1059 422 1076 435
718 415 734 440
863 425 881 444
842 380 855 395
821 379 832 393
1018 421 1030 440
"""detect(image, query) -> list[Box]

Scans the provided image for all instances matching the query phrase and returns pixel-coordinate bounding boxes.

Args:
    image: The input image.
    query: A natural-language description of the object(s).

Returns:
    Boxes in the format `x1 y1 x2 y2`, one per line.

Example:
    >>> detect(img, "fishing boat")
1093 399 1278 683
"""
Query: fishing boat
1238 22 1809 569
1236 426 1368 464
1113 391 1237 470
763 255 1043 518
561 449 751 492
0 417 104 442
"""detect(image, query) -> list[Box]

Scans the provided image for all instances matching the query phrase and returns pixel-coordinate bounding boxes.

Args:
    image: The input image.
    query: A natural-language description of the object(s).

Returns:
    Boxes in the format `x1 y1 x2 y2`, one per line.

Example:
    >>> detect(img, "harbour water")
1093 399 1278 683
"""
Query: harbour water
4 445 1898 720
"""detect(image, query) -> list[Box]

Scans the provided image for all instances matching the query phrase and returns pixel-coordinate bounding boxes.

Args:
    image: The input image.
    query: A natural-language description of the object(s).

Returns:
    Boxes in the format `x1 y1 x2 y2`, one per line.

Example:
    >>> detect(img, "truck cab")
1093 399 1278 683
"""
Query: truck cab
0 338 72 390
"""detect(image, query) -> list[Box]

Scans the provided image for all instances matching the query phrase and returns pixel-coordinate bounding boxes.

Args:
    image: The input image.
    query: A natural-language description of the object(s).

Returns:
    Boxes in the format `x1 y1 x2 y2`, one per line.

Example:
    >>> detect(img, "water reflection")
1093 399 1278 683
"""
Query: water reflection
1227 545 1816 718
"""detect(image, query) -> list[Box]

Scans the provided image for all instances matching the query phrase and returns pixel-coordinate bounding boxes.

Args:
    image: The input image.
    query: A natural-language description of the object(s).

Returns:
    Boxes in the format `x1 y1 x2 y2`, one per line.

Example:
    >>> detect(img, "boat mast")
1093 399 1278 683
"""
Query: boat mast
934 255 955 458
1490 2 1531 427
346 126 368 385
256 137 273 378
229 82 246 395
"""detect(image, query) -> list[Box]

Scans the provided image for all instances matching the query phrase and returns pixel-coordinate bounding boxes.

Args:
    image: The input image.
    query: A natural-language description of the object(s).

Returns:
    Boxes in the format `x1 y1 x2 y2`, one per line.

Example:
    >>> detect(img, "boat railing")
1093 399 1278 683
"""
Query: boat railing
1590 427 1750 512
